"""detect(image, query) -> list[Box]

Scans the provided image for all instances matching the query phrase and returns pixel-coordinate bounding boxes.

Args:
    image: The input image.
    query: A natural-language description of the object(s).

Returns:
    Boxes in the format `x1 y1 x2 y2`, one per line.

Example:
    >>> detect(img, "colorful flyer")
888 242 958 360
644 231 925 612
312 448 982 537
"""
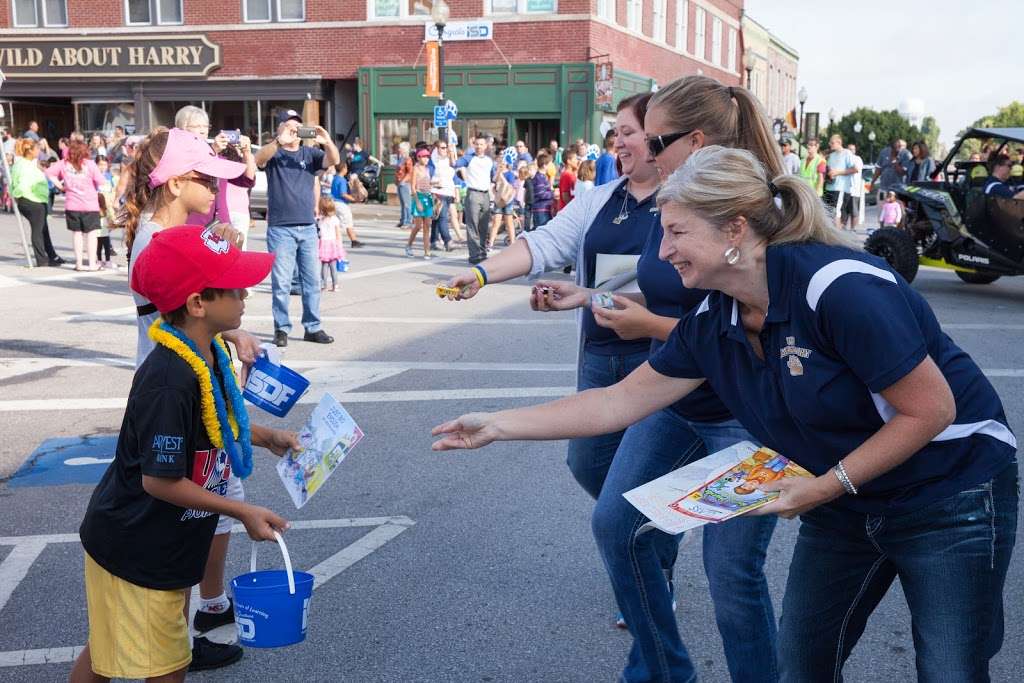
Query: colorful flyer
276 393 364 509
667 448 813 522
623 441 813 535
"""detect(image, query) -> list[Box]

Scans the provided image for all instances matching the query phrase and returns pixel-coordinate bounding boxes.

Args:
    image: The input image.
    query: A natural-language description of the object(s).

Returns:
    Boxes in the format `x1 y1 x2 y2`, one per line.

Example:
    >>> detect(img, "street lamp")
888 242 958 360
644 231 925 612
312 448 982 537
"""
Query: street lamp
828 107 837 137
797 86 808 155
743 47 754 90
431 0 450 145
868 130 876 163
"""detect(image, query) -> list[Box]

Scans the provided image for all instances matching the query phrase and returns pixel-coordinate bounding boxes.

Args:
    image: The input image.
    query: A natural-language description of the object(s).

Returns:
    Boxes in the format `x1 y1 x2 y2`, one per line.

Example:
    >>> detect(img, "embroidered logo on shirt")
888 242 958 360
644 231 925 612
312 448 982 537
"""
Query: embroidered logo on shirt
152 434 184 463
779 336 812 377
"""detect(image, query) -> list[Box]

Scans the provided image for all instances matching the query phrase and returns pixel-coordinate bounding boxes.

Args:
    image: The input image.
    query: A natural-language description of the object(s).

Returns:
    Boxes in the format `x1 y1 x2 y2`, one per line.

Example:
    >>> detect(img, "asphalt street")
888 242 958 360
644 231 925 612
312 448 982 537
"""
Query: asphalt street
0 202 1021 682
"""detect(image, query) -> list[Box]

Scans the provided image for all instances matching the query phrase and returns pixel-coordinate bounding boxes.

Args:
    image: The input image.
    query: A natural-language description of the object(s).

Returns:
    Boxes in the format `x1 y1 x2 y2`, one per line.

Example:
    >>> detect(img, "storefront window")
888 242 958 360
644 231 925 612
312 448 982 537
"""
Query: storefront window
76 102 136 135
465 118 508 148
487 0 555 12
377 118 419 161
204 100 261 143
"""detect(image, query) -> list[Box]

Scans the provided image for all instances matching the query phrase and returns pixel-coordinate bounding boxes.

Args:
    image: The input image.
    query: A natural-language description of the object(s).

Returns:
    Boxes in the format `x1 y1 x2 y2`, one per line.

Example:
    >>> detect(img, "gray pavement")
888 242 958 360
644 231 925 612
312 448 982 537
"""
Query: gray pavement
0 202 1021 682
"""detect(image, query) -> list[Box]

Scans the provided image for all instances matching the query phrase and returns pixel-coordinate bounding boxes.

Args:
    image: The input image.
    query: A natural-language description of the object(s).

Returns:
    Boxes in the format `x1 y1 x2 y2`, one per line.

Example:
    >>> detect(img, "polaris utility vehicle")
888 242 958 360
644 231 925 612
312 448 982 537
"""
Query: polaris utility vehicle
864 127 1024 285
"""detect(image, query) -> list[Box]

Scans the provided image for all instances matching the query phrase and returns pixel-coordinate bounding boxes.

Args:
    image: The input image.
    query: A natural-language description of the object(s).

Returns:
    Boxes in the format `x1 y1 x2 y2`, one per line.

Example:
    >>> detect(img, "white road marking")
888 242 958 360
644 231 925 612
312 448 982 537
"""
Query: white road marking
0 386 575 412
0 516 415 668
51 311 572 325
0 357 575 374
0 269 121 290
63 457 114 466
0 539 48 612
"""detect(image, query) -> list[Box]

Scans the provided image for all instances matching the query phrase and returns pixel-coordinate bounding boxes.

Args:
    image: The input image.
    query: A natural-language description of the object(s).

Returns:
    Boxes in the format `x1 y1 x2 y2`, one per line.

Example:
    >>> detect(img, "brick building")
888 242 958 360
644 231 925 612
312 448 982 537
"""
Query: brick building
0 0 747 163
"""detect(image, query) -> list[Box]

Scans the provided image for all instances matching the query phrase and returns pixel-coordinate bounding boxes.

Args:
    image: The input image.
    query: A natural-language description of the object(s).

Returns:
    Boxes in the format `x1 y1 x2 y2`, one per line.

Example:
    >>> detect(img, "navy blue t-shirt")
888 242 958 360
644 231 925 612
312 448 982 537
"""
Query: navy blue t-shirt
649 242 1016 514
582 181 658 356
265 145 325 227
984 178 1016 199
636 225 731 424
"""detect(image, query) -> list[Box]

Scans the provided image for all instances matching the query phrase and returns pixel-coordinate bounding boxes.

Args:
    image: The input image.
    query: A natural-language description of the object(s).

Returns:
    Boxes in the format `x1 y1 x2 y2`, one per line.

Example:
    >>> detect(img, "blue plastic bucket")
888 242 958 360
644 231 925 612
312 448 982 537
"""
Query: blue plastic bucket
336 259 349 272
231 532 314 648
242 354 310 417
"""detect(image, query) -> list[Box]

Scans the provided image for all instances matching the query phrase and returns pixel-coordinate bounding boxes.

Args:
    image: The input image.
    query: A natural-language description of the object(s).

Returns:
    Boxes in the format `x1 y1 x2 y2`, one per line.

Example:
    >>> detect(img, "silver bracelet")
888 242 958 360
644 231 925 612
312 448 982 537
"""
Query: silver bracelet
833 461 858 496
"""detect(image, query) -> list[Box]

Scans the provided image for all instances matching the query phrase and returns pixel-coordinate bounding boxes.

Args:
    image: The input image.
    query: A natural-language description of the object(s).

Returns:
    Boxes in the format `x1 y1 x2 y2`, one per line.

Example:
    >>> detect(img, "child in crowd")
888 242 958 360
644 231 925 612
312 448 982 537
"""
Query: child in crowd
329 161 364 248
96 156 119 270
879 190 904 230
488 159 518 249
317 196 346 291
70 225 298 683
121 128 266 672
406 148 433 259
575 159 596 198
515 163 531 233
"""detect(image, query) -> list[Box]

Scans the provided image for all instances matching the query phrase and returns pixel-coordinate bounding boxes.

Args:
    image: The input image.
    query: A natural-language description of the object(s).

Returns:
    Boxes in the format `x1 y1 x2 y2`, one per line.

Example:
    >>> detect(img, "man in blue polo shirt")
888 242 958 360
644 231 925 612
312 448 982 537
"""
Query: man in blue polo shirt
254 109 340 347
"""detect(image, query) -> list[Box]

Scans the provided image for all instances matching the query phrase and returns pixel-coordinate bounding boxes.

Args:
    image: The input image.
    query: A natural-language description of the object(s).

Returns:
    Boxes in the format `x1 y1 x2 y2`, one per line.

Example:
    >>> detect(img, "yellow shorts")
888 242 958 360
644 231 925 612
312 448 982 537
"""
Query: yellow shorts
83 552 192 679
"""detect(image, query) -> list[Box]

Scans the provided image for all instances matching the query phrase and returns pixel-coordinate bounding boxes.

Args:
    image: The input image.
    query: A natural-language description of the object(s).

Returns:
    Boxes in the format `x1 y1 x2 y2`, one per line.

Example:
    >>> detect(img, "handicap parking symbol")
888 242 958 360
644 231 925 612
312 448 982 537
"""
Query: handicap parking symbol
7 435 117 487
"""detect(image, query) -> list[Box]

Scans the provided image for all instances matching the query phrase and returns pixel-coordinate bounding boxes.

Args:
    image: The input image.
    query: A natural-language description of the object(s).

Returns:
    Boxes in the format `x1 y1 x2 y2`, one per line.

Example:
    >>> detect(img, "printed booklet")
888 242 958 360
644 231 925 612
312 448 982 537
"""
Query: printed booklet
276 393 364 509
623 441 812 535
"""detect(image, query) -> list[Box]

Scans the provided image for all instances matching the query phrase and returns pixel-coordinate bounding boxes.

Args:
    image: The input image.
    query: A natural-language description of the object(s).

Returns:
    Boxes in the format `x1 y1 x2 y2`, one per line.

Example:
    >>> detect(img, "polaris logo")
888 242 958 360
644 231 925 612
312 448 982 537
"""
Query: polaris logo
247 369 297 407
959 254 990 265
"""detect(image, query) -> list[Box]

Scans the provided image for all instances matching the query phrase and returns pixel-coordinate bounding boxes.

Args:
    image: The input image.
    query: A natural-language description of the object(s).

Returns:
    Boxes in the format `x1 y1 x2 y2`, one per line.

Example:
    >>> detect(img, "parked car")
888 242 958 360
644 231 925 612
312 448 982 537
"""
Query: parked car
864 127 1024 285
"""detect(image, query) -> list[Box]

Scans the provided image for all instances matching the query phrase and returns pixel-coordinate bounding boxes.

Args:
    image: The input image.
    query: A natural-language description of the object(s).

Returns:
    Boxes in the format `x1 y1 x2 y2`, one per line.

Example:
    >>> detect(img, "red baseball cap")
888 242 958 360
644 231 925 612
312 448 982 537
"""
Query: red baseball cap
131 225 274 314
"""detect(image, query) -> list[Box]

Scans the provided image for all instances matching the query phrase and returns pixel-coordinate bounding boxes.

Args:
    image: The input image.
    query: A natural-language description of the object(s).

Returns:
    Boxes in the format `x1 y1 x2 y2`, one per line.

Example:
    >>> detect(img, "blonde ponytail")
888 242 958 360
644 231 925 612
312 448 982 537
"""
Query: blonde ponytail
657 145 856 248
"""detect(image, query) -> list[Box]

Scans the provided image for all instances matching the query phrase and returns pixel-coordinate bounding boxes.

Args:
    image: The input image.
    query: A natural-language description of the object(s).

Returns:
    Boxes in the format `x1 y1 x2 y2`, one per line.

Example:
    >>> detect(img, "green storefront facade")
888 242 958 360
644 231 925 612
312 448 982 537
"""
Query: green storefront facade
356 62 655 177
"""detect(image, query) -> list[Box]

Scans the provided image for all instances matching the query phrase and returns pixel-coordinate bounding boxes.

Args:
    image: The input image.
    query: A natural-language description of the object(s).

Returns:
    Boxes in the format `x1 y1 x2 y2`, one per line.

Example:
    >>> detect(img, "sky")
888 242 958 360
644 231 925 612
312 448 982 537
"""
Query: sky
743 0 1023 148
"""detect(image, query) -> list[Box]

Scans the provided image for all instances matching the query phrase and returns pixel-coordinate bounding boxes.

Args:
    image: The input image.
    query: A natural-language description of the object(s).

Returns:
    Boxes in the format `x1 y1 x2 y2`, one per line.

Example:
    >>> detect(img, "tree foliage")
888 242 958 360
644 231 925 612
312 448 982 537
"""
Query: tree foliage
814 107 922 164
955 101 1024 159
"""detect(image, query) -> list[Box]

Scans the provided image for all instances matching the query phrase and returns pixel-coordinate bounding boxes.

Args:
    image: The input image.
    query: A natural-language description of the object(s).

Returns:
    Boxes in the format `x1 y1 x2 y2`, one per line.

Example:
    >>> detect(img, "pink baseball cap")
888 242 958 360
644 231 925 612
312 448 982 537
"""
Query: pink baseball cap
148 128 246 189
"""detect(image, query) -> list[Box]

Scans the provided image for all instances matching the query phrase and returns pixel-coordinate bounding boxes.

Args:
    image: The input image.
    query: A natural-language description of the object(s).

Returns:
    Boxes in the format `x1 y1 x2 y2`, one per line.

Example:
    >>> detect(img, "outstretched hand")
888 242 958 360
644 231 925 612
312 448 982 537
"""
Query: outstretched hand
443 271 483 300
431 413 500 451
530 280 589 312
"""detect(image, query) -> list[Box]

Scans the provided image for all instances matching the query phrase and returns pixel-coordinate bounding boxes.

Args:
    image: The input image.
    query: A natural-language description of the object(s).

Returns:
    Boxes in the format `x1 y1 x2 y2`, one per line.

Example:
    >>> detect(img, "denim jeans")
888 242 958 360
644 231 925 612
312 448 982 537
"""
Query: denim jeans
266 224 322 334
532 210 551 229
594 411 779 683
566 348 651 499
430 195 452 247
778 460 1019 683
397 182 412 226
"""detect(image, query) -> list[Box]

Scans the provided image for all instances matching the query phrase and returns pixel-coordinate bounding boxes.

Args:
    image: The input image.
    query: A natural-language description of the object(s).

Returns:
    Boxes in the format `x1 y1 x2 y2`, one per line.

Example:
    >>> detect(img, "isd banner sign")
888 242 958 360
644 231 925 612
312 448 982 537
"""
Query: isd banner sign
424 20 493 42
0 35 221 78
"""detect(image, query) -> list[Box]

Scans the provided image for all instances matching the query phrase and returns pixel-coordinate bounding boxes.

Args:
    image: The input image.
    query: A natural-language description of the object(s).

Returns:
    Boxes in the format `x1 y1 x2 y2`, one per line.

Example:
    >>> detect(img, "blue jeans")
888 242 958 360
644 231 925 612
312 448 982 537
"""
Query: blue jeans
397 182 412 225
778 461 1019 683
266 224 322 334
532 210 551 228
566 348 650 499
431 196 452 246
594 411 779 683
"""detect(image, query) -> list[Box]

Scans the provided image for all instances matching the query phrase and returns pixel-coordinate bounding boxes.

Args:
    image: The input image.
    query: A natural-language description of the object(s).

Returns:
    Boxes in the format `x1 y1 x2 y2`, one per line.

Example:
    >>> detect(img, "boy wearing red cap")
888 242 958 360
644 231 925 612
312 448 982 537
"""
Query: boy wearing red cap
71 226 298 683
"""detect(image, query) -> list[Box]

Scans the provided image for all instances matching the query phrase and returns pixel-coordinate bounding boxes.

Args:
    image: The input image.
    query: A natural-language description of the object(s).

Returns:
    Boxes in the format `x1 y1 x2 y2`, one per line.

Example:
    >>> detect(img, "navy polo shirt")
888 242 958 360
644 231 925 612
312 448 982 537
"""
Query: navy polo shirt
984 178 1016 199
649 242 1016 515
582 181 659 355
265 145 325 227
636 225 731 424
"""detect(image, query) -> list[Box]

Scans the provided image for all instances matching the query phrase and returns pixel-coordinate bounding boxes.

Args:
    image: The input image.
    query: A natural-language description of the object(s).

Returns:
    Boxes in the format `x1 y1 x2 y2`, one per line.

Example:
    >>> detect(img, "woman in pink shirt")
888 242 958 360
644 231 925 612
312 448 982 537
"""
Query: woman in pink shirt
45 139 104 270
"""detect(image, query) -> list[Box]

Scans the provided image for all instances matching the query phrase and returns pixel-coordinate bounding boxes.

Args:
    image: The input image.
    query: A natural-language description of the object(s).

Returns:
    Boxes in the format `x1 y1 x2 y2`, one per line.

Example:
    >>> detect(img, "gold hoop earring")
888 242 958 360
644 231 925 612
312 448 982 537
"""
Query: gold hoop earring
724 246 740 265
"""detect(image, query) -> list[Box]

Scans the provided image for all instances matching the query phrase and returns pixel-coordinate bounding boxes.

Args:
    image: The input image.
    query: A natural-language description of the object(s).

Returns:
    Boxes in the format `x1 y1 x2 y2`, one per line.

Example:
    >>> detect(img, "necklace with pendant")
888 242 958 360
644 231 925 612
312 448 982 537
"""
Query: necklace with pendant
611 181 631 224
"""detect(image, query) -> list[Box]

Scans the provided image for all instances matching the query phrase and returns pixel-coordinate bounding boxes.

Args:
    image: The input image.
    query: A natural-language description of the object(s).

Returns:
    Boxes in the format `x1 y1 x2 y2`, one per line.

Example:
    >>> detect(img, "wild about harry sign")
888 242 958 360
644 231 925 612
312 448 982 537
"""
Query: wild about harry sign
0 34 221 78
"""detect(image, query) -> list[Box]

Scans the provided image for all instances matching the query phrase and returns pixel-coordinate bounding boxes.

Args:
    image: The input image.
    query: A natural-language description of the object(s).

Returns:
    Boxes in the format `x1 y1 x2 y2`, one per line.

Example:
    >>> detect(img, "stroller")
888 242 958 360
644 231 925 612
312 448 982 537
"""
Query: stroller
357 161 384 203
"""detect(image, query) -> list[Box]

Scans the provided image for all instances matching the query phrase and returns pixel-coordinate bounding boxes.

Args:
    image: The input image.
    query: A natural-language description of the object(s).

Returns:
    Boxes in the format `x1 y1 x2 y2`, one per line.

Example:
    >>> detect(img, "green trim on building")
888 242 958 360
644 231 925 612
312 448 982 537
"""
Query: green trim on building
358 63 599 157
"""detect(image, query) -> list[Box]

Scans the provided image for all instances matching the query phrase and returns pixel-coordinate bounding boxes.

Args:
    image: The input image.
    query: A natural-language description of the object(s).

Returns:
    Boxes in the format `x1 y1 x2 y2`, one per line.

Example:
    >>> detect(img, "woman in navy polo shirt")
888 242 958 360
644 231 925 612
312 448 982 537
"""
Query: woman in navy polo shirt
433 145 1018 681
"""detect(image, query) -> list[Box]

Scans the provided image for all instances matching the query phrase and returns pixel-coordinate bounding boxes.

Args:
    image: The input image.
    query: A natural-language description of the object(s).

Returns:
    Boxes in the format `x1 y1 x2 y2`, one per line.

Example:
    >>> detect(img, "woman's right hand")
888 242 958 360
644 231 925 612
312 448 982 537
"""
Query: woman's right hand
431 413 500 451
530 280 589 312
444 271 483 300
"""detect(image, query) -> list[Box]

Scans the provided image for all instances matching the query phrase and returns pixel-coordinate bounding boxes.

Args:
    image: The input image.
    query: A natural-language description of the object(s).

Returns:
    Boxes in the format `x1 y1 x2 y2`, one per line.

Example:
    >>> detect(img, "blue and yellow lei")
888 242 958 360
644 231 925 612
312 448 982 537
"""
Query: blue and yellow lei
148 318 254 478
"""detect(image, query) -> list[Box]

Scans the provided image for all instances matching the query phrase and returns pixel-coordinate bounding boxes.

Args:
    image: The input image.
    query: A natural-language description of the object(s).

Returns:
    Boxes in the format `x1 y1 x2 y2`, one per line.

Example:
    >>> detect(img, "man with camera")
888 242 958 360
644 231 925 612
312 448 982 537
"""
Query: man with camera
255 109 340 347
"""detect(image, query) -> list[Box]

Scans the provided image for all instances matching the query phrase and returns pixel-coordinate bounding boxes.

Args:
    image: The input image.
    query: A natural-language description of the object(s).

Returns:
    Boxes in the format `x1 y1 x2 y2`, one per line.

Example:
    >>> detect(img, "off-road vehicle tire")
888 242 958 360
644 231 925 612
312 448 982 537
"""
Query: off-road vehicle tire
955 271 1001 285
865 228 919 283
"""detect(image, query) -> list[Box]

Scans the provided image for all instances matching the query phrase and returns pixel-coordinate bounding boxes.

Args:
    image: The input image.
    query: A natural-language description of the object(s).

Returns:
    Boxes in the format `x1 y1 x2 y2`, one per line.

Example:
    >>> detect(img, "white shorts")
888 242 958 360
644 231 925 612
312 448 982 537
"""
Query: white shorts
215 474 245 535
336 202 354 230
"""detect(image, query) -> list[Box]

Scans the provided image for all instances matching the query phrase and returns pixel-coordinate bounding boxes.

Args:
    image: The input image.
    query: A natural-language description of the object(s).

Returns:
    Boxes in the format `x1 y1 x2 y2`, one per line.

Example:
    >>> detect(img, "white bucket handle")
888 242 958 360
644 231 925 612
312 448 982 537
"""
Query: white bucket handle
249 531 296 595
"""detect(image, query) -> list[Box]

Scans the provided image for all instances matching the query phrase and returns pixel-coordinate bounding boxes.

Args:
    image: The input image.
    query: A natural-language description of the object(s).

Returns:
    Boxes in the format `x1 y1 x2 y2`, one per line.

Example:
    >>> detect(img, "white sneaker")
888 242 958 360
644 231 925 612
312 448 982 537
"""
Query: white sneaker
423 254 433 260
405 246 414 257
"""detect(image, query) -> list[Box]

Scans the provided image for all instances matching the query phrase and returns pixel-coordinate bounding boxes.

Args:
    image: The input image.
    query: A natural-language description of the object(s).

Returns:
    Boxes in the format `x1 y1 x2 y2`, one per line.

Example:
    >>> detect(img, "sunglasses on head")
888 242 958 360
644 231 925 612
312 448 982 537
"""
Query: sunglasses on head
187 173 219 194
645 129 694 158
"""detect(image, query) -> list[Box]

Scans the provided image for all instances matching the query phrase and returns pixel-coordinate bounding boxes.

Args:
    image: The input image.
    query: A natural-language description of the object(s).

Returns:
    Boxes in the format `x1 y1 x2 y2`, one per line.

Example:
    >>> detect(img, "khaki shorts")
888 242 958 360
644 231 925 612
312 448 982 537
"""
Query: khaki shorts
336 202 354 230
83 552 191 679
